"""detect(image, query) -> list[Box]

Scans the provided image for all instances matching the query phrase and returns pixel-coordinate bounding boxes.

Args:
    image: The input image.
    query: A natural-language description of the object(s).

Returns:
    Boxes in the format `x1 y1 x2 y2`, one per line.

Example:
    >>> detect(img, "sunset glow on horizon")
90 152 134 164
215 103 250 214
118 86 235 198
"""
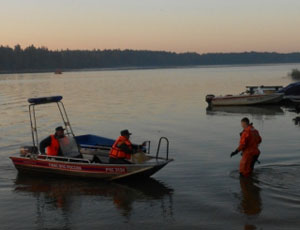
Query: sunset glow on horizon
1 0 300 53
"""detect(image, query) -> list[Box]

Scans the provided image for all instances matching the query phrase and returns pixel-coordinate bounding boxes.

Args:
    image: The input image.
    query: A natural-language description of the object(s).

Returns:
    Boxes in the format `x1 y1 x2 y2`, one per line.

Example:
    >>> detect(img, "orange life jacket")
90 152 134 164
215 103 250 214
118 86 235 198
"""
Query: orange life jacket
109 136 132 159
46 135 60 156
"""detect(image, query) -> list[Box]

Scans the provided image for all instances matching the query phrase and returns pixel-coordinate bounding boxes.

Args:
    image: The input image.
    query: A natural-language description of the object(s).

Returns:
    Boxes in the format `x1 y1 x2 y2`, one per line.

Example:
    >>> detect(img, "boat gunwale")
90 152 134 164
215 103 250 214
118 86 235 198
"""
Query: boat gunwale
212 93 283 101
10 155 173 180
10 155 173 168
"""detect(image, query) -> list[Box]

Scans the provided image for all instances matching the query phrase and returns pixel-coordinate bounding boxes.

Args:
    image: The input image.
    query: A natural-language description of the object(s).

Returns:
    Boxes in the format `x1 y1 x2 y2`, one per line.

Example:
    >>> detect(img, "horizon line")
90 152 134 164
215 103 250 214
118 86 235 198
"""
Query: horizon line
1 44 300 55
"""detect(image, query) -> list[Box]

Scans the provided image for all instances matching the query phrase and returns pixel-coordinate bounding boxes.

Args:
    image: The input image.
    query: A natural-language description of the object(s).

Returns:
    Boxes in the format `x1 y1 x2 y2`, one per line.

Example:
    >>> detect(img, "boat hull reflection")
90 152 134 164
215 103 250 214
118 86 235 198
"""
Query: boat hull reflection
207 105 284 116
13 173 174 220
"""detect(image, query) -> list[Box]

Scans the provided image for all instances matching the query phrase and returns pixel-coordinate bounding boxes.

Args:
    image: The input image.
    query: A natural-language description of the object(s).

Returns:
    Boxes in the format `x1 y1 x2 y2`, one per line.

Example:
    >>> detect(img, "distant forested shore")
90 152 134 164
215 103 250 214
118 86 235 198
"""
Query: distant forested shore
1 45 300 74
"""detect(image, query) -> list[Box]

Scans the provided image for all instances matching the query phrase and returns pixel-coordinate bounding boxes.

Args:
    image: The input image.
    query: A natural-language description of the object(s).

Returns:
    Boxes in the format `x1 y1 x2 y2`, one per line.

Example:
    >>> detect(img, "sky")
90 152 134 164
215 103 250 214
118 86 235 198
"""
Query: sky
1 0 300 53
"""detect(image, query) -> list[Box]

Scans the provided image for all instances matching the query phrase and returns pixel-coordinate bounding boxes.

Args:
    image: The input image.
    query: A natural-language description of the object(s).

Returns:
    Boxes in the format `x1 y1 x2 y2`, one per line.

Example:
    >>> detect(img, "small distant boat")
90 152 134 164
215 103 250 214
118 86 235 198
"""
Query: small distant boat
54 69 62 74
206 86 283 106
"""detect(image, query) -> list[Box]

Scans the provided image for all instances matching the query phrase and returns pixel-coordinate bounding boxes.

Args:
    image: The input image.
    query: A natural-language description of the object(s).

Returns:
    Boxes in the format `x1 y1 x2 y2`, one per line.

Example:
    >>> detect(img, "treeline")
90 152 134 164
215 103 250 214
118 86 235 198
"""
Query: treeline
1 44 300 73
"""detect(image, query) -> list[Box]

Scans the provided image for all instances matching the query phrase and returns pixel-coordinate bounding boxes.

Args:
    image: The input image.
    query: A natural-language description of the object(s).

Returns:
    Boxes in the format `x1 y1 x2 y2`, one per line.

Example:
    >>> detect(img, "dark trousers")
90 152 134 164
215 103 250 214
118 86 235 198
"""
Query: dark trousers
109 157 131 164
250 155 259 170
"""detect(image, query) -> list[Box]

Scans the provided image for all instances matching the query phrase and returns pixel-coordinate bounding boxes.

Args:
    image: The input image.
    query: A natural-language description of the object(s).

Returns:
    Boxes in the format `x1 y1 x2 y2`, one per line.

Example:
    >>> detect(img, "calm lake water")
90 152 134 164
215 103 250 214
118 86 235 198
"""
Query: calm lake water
1 64 300 230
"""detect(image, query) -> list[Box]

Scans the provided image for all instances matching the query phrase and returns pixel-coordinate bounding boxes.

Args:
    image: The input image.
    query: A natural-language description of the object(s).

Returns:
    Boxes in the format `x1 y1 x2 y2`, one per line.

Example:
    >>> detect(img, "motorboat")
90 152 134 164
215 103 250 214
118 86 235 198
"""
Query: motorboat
206 86 283 106
278 82 300 103
10 96 173 181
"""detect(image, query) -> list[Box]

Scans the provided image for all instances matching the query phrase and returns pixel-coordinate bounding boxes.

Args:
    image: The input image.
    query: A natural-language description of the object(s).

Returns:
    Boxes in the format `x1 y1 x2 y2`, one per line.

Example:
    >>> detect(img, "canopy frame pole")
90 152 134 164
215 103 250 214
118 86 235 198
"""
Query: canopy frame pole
29 104 39 151
28 96 76 154
56 101 75 137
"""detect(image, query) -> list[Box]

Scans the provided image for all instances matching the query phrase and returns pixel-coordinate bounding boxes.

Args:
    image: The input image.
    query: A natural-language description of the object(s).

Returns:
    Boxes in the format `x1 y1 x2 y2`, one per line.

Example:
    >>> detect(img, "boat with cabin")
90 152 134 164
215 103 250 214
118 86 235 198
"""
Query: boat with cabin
10 96 173 181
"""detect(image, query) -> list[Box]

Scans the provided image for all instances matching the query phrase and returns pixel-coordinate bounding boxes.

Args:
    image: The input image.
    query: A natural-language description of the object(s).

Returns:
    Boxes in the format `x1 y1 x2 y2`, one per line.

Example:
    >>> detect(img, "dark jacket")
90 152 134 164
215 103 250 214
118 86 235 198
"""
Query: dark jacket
119 143 141 154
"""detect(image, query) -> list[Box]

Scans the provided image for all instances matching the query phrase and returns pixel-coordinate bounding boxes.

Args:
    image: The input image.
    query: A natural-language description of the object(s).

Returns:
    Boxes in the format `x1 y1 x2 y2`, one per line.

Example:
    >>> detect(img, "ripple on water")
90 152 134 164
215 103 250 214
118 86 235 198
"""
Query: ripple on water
255 165 300 194
254 164 300 206
230 164 300 210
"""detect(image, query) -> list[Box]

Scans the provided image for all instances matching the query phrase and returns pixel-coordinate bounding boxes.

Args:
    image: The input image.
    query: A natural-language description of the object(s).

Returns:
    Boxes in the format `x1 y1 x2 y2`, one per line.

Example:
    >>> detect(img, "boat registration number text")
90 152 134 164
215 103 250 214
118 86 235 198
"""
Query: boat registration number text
48 163 126 173
49 163 82 170
105 167 126 174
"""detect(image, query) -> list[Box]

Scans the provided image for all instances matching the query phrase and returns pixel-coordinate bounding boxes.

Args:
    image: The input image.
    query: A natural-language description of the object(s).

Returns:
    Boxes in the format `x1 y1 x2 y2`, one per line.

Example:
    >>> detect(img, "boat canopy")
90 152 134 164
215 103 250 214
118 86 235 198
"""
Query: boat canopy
28 96 63 105
75 134 115 148
278 82 300 95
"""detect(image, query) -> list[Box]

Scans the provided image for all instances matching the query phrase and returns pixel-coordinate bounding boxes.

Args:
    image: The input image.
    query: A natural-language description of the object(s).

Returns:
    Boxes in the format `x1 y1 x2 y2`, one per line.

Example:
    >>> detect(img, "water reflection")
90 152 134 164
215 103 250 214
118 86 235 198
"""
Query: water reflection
206 105 284 116
244 224 257 230
293 117 300 126
283 104 300 126
238 177 262 216
284 103 300 114
13 174 173 226
235 176 262 230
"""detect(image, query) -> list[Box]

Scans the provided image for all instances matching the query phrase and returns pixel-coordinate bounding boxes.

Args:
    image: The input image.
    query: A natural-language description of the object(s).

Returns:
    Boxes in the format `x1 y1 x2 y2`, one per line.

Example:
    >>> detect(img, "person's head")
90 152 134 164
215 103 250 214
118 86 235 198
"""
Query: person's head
120 129 132 139
241 117 250 129
55 126 65 138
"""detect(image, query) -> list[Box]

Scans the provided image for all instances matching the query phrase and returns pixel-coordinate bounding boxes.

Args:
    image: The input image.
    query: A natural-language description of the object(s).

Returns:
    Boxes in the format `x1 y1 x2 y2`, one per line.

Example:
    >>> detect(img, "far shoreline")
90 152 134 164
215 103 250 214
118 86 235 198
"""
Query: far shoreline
1 62 300 75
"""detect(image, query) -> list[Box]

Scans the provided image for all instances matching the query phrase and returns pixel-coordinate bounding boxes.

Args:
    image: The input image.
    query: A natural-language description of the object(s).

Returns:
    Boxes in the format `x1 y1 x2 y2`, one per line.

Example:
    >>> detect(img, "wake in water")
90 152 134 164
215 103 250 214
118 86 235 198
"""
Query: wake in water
231 163 300 216
254 164 300 200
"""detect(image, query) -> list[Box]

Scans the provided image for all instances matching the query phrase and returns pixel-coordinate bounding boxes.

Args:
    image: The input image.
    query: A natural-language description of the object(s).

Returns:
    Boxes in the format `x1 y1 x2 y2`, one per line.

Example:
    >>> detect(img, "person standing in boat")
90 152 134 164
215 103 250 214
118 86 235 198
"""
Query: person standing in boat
231 118 262 177
39 126 65 156
109 129 146 164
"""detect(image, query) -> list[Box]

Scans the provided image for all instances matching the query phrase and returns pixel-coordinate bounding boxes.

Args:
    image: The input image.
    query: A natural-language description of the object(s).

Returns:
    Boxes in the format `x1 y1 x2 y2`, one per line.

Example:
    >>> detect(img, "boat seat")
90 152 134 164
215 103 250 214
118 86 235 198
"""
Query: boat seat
59 136 81 158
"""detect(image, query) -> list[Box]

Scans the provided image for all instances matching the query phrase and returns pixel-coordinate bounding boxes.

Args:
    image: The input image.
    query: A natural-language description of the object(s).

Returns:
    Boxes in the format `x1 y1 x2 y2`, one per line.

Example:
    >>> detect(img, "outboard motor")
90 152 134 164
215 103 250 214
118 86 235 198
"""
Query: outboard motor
205 94 215 104
20 146 38 157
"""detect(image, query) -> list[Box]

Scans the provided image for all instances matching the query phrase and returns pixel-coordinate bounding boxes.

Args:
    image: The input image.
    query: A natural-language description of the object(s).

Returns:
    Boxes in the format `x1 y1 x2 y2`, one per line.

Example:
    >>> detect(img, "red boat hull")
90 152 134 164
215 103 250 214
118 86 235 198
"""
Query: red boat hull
10 156 169 180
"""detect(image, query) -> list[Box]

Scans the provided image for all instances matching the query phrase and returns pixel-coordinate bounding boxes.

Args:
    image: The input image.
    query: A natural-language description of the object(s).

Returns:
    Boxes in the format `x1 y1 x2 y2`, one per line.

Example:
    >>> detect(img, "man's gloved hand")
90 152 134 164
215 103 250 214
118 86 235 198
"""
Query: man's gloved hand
230 149 239 158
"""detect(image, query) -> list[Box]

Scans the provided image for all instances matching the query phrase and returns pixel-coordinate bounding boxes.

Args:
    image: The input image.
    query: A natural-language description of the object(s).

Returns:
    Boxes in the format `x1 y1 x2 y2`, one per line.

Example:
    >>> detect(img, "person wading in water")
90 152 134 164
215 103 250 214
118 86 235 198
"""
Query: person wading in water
231 117 262 177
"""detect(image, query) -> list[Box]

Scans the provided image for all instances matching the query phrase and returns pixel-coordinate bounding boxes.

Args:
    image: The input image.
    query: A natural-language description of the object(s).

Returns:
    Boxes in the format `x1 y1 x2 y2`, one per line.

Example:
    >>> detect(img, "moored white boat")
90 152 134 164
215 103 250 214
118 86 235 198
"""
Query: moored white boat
206 93 283 106
206 86 283 106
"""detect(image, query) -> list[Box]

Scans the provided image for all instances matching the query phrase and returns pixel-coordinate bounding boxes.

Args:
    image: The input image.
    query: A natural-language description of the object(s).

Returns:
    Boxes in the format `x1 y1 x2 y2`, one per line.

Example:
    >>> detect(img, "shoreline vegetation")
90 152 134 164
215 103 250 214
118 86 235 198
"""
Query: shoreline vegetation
289 69 300 80
1 44 300 74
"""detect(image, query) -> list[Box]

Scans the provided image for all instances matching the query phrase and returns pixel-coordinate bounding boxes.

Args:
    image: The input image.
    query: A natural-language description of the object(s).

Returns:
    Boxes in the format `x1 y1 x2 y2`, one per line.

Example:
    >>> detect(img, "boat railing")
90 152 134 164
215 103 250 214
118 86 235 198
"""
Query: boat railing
38 155 91 164
144 141 151 154
156 137 169 160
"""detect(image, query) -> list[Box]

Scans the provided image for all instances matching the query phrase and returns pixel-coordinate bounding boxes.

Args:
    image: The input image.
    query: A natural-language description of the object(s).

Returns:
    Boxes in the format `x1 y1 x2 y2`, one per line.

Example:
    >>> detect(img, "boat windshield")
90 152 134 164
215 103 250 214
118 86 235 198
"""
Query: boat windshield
59 136 80 157
254 87 264 95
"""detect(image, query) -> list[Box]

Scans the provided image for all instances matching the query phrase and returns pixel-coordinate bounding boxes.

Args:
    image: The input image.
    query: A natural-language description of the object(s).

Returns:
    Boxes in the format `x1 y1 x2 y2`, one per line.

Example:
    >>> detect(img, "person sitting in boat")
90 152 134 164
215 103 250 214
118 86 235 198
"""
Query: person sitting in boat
230 118 262 177
39 126 65 156
109 129 146 164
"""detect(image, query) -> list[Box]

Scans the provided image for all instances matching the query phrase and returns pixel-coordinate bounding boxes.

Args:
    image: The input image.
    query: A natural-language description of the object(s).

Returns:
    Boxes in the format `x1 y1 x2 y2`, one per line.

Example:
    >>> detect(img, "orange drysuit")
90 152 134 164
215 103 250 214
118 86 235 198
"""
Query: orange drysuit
238 125 262 177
